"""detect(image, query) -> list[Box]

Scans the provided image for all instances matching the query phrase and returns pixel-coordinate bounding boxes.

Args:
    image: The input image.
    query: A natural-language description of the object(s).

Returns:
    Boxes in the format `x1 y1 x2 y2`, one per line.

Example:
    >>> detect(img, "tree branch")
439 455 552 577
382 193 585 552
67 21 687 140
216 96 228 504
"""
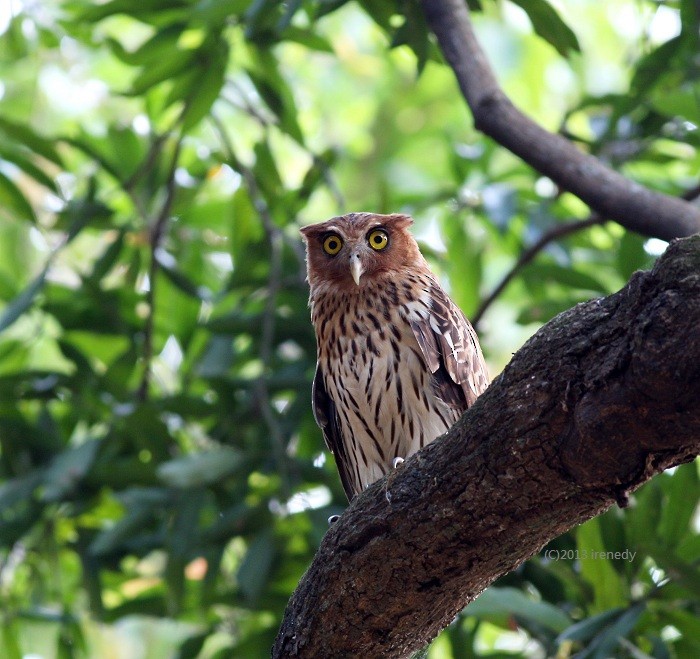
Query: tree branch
472 213 606 327
421 0 700 242
273 235 700 658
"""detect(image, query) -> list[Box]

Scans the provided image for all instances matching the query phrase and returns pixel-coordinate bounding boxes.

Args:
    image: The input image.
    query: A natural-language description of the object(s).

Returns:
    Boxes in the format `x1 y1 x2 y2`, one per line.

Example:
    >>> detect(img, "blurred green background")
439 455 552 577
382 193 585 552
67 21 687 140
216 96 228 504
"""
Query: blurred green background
0 0 698 657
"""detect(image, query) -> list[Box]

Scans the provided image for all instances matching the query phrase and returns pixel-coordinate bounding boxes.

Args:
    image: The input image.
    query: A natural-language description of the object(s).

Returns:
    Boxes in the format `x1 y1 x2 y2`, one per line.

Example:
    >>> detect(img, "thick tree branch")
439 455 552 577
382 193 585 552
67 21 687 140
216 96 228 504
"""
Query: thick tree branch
273 236 700 658
421 0 700 242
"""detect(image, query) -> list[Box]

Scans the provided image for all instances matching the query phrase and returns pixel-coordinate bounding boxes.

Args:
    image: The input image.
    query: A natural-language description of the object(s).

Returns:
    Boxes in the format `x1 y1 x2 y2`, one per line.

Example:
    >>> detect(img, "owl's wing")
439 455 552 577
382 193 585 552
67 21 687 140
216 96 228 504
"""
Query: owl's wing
311 363 356 501
410 283 489 410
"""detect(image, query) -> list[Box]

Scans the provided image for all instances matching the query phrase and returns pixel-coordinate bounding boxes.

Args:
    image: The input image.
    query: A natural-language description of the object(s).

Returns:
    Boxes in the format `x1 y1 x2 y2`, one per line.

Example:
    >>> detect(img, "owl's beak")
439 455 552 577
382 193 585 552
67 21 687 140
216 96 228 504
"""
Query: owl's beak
349 253 364 286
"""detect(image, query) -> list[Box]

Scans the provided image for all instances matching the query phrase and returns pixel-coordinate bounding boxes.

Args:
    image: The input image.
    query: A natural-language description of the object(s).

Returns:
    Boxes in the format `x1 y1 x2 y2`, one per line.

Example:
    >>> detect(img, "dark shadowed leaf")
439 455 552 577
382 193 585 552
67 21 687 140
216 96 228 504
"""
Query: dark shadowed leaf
237 529 275 603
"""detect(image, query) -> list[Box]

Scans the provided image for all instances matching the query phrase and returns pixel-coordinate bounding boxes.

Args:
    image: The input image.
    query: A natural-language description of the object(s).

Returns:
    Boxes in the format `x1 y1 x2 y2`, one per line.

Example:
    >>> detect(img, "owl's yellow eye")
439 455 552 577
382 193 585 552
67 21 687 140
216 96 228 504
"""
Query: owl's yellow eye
367 229 389 251
323 234 343 255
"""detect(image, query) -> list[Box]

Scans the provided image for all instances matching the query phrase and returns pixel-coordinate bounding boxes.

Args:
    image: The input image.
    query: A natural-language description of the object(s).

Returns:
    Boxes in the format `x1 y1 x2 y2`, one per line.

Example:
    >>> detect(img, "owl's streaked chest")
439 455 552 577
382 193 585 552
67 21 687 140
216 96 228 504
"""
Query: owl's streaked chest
311 290 459 492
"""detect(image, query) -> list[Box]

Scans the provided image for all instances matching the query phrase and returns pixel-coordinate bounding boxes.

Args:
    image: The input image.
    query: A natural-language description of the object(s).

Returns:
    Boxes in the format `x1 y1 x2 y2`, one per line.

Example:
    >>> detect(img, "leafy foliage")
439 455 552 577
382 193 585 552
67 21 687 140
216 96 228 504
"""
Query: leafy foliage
0 0 697 656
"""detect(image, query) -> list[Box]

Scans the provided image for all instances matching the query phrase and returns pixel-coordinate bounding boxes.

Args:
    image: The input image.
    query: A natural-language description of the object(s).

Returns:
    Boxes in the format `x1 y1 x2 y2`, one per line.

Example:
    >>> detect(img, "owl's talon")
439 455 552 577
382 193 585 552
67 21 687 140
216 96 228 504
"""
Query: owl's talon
327 514 340 525
392 457 405 469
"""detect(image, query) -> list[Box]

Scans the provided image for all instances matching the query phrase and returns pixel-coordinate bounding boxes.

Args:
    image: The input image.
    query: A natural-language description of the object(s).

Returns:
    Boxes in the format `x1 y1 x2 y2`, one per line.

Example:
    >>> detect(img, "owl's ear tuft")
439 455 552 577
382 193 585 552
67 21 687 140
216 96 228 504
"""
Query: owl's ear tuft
382 213 414 230
299 224 318 240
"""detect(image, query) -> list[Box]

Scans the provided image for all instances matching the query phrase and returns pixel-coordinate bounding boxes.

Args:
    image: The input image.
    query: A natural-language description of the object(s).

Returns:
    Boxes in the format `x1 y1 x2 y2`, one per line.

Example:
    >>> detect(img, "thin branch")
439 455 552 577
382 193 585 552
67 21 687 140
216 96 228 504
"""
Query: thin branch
471 214 606 327
222 79 275 128
136 137 183 402
311 152 346 212
122 132 169 196
209 112 307 273
209 113 295 495
421 0 700 242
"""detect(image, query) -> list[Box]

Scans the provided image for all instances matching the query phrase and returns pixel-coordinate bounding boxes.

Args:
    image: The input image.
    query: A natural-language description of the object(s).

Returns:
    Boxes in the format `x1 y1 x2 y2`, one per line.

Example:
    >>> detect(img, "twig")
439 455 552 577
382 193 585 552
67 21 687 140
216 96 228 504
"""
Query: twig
222 79 275 128
209 113 295 495
136 137 183 402
421 0 700 241
312 153 346 211
471 214 606 328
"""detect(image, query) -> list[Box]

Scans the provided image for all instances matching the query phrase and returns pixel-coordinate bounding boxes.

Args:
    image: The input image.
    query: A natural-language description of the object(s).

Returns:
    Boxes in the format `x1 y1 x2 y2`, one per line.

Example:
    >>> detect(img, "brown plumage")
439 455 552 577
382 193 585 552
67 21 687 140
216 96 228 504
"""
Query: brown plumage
301 212 489 501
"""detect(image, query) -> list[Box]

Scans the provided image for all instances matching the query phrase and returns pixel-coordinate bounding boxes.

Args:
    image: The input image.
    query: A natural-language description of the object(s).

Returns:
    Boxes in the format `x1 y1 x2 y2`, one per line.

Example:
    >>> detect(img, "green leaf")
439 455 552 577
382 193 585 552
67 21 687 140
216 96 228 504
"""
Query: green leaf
357 0 396 31
157 446 243 488
0 170 37 223
627 480 663 549
644 544 700 598
89 506 155 556
524 263 607 293
105 24 184 66
276 0 303 32
508 0 580 57
192 0 251 26
0 116 63 165
181 40 229 131
89 230 126 282
556 608 624 644
665 609 700 642
0 265 48 333
281 27 334 53
0 620 23 659
237 529 275 603
0 144 58 192
157 256 213 301
74 0 190 23
441 218 482 316
617 232 651 280
630 36 683 99
576 518 626 612
42 440 102 502
657 463 699 546
390 2 430 73
129 49 196 96
176 631 212 659
314 0 351 19
464 586 571 633
590 603 645 659
246 49 304 143
244 0 281 39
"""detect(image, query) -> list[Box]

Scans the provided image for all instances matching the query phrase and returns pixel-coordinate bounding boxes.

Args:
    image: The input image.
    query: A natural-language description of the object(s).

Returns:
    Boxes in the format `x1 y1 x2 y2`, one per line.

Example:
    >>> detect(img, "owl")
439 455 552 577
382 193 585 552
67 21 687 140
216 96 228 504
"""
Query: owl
301 212 489 501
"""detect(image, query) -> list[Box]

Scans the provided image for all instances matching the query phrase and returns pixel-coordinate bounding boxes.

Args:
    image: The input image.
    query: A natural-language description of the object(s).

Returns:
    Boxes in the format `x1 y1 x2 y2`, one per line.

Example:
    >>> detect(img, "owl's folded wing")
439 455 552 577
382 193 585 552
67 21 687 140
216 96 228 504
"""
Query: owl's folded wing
409 283 489 410
312 364 356 500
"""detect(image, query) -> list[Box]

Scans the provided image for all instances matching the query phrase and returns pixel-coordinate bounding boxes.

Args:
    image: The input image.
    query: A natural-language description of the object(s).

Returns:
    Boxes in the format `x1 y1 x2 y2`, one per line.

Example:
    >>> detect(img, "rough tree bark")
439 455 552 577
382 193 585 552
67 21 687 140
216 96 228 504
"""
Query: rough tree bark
421 0 700 241
273 236 700 658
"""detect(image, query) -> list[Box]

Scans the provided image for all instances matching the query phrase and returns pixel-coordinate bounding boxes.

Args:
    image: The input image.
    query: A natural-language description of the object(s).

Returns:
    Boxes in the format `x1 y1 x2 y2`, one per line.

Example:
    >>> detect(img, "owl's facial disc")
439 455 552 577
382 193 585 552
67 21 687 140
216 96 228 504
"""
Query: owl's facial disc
349 251 364 286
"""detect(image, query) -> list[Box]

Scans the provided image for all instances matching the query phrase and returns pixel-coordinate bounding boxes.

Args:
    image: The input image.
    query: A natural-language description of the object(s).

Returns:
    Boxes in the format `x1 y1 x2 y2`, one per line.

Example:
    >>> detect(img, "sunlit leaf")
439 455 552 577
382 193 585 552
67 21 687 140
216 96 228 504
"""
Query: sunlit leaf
0 116 63 165
576 518 626 612
157 446 243 488
0 170 37 223
508 0 580 57
464 586 571 633
0 265 48 333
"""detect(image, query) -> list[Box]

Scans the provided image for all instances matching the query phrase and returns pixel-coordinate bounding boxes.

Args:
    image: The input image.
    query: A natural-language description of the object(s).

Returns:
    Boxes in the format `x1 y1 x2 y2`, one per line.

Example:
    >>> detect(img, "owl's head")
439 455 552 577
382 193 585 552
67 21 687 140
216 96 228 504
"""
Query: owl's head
300 213 423 292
